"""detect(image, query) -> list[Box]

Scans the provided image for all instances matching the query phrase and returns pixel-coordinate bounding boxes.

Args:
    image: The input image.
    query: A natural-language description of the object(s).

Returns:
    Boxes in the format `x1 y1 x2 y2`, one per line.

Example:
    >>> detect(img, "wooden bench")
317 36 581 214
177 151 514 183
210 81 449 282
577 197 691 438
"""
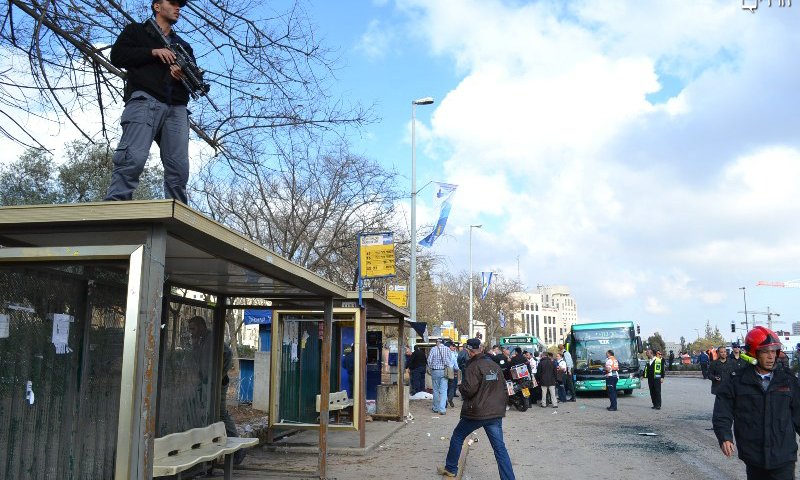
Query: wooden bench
315 390 354 412
153 421 258 480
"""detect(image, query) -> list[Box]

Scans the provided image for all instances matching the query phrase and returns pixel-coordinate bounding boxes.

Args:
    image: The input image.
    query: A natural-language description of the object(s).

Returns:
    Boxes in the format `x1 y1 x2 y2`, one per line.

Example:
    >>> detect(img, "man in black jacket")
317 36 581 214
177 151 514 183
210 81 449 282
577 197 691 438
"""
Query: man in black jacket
708 346 735 395
713 326 800 479
105 0 198 204
438 338 515 479
536 352 557 408
406 345 427 395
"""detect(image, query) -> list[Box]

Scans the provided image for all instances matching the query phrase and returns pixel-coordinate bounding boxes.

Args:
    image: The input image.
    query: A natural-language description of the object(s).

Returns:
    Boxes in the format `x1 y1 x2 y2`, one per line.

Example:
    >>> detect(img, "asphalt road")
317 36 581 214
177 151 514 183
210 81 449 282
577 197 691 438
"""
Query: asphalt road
237 377 794 479
324 377 765 479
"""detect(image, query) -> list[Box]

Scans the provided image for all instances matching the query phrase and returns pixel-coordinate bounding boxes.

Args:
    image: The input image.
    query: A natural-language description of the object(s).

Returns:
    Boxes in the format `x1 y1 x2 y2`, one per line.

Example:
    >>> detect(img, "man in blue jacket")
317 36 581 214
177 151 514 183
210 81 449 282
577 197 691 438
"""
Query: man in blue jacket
713 326 800 480
438 338 515 479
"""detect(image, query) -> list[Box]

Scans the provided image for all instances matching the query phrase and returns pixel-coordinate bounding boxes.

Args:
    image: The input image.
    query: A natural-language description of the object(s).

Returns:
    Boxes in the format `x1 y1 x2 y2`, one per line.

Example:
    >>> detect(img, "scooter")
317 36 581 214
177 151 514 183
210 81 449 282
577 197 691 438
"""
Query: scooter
506 364 533 411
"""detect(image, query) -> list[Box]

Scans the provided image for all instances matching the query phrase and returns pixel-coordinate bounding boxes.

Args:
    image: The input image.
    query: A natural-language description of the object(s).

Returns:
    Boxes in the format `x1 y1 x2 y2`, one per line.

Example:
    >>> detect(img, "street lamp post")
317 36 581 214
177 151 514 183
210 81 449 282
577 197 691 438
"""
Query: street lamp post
739 286 749 331
410 97 434 326
468 224 482 338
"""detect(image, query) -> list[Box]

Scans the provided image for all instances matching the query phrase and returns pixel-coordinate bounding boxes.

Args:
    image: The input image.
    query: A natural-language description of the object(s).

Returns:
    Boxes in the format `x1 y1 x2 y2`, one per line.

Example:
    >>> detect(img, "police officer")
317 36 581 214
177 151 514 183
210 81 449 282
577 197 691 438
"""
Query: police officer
643 348 665 409
730 342 749 372
604 350 619 411
713 326 800 480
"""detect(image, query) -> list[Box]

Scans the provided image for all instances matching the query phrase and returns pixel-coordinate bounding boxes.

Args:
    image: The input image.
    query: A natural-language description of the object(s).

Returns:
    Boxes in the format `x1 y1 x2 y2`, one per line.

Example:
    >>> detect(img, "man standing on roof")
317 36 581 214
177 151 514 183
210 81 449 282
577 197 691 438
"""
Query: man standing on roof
105 0 199 203
713 326 800 480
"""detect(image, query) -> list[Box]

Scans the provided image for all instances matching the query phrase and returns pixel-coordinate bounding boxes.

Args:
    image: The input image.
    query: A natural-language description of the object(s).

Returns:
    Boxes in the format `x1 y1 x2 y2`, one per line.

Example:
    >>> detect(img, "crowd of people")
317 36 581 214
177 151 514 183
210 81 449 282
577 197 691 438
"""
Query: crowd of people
410 326 800 480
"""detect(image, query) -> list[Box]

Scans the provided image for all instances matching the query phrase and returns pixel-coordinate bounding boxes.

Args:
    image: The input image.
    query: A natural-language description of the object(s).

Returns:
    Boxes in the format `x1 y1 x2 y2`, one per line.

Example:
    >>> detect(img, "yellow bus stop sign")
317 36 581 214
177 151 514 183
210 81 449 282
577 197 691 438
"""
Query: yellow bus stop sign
359 232 396 278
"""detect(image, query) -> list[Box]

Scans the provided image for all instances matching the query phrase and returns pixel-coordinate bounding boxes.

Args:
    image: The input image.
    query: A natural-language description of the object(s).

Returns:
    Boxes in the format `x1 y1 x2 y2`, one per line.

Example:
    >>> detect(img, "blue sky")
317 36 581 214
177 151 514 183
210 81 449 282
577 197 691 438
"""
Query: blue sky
296 0 800 343
3 0 800 344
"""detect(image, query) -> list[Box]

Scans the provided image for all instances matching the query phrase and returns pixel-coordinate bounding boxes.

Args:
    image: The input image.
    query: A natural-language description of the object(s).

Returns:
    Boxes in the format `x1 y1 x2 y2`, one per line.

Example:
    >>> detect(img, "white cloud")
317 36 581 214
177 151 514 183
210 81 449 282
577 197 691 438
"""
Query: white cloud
645 296 669 315
392 0 800 340
356 19 394 59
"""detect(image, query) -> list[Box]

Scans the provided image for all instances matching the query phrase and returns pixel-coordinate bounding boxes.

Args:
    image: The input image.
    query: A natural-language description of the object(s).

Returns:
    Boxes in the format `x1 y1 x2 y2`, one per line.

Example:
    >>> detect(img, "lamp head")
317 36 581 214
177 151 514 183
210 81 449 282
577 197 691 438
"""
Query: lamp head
413 97 434 105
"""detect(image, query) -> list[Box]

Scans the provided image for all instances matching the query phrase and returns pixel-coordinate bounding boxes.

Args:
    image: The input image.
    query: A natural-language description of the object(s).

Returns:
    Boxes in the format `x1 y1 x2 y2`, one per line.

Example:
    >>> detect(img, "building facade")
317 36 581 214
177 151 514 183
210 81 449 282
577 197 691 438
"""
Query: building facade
512 285 578 347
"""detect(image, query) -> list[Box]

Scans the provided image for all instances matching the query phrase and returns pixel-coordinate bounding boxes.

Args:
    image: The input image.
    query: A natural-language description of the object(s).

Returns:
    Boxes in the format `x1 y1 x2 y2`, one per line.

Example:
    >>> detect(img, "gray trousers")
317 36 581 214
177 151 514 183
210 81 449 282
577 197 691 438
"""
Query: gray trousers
105 90 189 203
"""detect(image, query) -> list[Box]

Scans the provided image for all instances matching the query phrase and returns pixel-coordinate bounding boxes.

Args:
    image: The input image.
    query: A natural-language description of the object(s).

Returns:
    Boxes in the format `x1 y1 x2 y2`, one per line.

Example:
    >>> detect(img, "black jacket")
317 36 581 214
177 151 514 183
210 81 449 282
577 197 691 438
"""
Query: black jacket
110 22 195 105
459 353 507 420
708 359 735 395
407 348 427 370
643 358 666 381
536 357 557 387
730 355 750 372
713 364 800 469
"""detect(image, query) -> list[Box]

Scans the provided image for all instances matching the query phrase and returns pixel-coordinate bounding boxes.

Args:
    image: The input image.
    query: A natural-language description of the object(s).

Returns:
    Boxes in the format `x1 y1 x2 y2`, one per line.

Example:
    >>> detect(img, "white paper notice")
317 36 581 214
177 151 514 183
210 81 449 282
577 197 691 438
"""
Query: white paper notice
0 314 9 339
26 381 35 405
291 342 298 362
52 313 74 354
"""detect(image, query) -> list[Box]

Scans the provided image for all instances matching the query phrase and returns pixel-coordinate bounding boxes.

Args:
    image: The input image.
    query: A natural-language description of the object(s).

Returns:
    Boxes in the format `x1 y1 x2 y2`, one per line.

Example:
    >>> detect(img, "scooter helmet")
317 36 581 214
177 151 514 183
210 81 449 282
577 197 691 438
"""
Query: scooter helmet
744 326 782 357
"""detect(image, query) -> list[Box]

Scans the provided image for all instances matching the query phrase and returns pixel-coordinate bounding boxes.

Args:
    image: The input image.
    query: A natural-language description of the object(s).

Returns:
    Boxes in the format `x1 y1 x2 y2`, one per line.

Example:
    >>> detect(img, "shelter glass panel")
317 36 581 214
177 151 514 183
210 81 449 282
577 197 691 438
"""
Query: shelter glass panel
0 263 127 480
157 298 217 436
271 310 360 429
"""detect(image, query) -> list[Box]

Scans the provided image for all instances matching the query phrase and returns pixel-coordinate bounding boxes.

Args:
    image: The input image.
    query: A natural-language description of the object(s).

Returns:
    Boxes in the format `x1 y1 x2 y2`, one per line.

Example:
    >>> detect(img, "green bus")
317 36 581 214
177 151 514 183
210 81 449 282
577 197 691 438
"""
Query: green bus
566 322 643 394
499 334 545 355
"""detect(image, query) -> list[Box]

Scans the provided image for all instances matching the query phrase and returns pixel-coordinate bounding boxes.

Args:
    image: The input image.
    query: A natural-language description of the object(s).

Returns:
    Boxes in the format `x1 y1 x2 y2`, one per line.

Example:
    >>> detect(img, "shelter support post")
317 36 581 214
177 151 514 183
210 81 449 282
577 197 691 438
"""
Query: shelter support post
398 318 406 418
115 226 167 480
318 298 334 479
359 305 367 448
212 295 228 422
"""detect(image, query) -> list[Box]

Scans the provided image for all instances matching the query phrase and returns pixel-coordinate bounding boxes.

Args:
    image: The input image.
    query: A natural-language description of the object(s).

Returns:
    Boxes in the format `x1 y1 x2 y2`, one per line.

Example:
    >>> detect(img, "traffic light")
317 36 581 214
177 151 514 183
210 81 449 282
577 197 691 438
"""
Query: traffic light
636 324 641 335
731 322 736 333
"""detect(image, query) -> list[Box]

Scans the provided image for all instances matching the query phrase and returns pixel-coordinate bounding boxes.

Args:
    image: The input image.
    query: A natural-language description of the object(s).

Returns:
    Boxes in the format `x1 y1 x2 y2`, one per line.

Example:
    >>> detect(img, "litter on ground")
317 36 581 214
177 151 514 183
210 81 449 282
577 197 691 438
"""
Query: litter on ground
410 392 433 400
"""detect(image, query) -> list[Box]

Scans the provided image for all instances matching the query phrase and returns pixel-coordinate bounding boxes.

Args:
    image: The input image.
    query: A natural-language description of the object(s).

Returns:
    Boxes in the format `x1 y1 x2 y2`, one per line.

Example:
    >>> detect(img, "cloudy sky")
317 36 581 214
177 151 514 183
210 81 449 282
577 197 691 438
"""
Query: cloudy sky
3 0 798 343
305 0 800 342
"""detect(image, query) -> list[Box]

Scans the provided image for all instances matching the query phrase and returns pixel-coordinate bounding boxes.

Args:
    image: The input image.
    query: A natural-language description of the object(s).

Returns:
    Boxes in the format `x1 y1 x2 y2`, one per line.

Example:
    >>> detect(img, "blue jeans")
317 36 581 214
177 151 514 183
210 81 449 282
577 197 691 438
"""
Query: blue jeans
105 90 190 203
556 382 567 403
430 369 448 413
444 417 515 480
606 376 618 409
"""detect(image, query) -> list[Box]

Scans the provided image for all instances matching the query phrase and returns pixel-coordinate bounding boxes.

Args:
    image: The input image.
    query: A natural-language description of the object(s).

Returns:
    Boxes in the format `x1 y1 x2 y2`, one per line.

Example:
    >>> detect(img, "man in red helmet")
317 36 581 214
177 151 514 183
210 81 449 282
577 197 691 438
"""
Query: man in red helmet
712 326 800 479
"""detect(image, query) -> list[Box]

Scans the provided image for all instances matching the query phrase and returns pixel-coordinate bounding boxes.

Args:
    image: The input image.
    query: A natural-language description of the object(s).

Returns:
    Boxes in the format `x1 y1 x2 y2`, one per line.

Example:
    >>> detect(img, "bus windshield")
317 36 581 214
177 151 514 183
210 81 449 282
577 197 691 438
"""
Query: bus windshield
572 328 637 371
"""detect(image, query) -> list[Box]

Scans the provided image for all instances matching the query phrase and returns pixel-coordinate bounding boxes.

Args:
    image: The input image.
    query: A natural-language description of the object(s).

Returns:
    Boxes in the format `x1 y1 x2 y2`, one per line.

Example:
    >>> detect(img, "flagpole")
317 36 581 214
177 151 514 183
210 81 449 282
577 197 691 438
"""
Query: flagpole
410 97 434 326
468 224 482 338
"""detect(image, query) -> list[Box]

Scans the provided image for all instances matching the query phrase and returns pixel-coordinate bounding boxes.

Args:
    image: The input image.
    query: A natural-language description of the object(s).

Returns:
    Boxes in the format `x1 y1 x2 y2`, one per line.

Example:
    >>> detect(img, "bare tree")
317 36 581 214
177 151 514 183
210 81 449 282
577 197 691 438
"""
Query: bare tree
0 0 371 166
194 139 403 286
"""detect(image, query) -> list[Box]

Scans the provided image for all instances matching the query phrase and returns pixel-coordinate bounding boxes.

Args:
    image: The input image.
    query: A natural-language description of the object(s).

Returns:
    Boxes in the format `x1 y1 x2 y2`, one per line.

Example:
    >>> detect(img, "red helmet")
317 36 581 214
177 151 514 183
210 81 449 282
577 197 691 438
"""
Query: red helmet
744 326 782 357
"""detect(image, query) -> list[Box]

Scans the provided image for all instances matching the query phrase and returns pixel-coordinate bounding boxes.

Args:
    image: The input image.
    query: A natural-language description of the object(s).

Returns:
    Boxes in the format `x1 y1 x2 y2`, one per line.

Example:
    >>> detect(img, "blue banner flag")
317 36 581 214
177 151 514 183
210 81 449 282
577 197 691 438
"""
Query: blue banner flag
480 271 493 300
419 182 458 248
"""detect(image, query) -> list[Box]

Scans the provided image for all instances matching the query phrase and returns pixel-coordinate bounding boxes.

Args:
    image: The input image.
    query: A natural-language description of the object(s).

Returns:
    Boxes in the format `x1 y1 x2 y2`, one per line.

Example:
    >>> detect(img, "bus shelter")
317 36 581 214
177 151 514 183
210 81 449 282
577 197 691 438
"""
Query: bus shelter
264 292 410 450
0 200 354 480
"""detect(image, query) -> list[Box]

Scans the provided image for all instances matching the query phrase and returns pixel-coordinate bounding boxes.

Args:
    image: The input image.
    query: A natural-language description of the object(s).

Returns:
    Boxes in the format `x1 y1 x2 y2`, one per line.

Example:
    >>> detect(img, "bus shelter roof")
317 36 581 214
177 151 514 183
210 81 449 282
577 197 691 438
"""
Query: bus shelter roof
0 200 348 302
340 291 410 324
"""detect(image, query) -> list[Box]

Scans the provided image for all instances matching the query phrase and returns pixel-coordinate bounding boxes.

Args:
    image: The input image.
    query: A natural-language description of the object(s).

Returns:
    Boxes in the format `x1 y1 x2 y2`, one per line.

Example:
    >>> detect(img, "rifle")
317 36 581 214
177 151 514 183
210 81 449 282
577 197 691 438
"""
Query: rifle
145 18 219 111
